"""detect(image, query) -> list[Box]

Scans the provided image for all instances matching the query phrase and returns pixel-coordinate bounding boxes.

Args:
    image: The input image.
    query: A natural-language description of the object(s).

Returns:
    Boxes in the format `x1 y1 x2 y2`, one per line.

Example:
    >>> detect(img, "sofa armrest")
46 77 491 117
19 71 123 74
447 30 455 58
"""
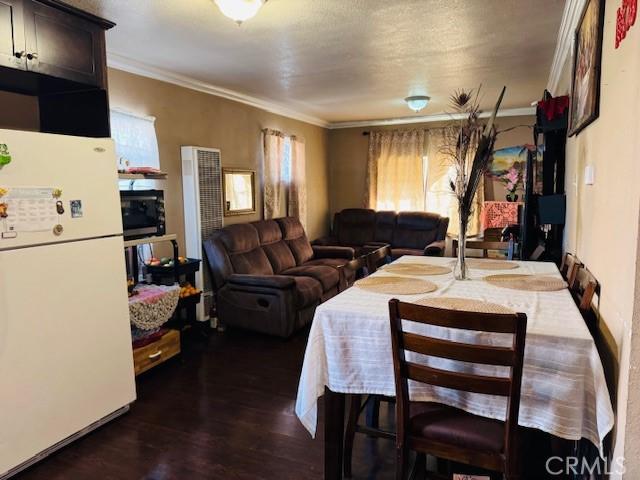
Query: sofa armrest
227 274 296 289
312 236 338 246
312 245 355 260
424 240 446 257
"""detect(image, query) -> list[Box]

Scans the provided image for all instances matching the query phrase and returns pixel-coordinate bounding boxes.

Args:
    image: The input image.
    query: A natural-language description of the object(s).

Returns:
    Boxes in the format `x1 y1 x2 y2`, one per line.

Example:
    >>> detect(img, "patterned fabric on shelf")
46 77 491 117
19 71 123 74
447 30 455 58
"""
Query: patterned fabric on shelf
481 200 522 232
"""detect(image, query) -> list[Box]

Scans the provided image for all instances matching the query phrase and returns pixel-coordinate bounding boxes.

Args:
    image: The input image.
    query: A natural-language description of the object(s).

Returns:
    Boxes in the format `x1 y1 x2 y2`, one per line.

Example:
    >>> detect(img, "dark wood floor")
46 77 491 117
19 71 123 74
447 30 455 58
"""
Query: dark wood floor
14 327 396 480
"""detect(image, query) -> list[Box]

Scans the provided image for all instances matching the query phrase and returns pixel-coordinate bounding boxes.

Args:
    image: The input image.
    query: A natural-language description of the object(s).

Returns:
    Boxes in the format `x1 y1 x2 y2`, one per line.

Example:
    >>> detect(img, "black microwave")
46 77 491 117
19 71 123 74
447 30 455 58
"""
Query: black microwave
120 190 166 240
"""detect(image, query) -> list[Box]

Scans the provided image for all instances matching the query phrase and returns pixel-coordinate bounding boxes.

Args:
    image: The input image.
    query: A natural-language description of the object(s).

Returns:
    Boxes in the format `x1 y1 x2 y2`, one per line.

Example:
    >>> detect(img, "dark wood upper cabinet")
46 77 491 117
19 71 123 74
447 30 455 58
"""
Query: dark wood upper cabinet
0 0 26 70
0 0 115 137
24 0 109 87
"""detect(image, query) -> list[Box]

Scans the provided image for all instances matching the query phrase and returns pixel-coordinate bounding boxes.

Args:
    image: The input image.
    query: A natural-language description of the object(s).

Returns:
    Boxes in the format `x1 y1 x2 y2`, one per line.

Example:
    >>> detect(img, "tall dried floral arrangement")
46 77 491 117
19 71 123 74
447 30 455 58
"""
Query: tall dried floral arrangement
441 86 506 279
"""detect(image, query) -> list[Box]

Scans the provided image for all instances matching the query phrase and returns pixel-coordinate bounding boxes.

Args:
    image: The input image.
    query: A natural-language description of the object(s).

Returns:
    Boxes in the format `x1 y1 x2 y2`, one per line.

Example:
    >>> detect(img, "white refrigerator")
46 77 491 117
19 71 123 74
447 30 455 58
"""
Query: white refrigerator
0 129 136 478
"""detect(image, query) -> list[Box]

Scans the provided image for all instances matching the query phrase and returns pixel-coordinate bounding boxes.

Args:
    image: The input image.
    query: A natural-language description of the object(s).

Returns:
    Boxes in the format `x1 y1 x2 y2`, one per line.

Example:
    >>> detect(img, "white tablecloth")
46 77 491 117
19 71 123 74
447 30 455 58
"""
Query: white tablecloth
295 256 614 455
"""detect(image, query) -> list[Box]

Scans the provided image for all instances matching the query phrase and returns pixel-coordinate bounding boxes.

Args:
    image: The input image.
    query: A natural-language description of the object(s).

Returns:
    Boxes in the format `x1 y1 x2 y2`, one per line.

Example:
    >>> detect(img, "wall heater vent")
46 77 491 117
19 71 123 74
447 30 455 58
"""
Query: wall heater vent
181 146 223 322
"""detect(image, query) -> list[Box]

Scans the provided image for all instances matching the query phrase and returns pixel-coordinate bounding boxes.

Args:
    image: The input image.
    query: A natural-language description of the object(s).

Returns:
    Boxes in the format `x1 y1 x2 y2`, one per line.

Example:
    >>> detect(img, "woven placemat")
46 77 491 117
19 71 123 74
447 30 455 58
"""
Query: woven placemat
414 296 515 314
382 263 452 276
467 259 519 270
484 274 567 291
355 276 438 295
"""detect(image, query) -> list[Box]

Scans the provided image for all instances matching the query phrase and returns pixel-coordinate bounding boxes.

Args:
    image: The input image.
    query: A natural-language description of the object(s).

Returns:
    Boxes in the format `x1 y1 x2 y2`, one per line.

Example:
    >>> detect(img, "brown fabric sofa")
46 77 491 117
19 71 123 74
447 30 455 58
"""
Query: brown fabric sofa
203 217 357 337
315 208 449 258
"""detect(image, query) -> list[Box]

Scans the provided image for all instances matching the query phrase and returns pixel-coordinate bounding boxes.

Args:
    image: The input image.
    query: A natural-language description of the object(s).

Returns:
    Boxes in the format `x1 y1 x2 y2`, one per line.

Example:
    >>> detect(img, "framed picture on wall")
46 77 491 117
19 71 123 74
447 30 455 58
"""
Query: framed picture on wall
568 0 606 136
222 168 257 216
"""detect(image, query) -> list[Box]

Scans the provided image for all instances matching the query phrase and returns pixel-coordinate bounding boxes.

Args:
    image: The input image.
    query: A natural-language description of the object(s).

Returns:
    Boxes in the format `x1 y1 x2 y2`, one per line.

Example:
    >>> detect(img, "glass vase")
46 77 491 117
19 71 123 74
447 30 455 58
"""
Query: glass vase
454 214 469 280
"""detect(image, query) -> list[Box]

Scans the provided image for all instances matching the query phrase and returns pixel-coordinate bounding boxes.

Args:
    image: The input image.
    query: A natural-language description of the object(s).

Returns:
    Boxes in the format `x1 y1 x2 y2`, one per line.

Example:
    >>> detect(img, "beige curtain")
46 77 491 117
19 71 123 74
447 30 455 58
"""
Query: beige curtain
263 129 286 219
288 136 307 229
424 129 484 236
365 129 426 211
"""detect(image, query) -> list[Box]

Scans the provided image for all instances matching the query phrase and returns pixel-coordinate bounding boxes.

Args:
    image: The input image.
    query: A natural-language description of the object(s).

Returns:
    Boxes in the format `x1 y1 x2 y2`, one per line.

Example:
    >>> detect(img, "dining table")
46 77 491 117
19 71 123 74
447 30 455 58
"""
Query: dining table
294 255 615 480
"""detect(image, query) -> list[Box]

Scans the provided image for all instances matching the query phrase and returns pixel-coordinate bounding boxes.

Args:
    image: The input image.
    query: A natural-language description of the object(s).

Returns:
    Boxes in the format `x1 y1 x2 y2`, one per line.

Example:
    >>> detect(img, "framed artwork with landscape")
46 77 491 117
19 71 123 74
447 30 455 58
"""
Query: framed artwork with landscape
569 0 605 136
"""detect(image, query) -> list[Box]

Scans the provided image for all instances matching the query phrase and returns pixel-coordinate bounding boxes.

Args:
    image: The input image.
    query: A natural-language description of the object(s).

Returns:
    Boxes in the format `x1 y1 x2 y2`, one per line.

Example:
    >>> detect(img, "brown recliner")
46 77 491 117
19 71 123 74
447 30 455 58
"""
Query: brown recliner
204 218 356 338
315 208 449 258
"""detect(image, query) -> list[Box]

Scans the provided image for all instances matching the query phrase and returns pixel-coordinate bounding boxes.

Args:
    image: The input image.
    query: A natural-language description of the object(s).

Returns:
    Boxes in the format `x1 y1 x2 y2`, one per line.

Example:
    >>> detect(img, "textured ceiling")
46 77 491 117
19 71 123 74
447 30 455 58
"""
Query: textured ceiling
63 0 564 123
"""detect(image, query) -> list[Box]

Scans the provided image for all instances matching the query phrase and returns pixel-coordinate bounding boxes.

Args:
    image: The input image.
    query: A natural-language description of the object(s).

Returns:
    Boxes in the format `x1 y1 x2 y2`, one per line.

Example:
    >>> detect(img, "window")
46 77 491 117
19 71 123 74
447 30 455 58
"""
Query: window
110 109 160 190
281 136 292 184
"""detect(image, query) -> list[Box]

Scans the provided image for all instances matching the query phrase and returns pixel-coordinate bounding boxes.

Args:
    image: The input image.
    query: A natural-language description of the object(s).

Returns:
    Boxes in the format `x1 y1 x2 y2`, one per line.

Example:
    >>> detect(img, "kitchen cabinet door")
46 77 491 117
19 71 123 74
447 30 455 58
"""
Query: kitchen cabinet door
0 0 26 70
24 0 105 86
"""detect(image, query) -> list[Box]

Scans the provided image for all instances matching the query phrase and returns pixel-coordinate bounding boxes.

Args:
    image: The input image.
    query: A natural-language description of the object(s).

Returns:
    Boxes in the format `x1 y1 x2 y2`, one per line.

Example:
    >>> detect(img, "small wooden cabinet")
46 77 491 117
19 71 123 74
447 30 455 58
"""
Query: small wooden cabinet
24 0 107 87
0 0 111 87
133 329 181 376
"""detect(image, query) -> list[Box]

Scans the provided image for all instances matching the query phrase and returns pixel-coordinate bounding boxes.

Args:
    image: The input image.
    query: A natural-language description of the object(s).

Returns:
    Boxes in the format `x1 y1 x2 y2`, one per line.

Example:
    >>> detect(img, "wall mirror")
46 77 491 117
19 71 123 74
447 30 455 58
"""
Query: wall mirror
222 168 256 216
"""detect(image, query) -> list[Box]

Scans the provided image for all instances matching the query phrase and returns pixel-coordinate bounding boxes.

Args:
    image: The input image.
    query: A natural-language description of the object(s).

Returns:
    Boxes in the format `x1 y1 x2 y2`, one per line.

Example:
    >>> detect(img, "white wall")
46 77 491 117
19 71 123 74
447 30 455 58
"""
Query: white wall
552 1 640 475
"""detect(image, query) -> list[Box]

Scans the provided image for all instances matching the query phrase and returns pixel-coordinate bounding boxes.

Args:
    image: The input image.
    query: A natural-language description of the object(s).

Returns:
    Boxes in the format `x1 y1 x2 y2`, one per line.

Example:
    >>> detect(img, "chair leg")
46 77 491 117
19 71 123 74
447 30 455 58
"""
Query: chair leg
396 446 410 480
365 395 381 431
409 453 426 480
343 394 362 478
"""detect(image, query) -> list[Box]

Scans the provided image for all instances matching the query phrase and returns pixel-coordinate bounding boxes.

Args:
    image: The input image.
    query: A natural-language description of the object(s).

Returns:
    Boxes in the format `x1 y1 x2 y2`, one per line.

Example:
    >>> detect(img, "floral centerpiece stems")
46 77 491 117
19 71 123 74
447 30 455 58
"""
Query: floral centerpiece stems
443 86 506 279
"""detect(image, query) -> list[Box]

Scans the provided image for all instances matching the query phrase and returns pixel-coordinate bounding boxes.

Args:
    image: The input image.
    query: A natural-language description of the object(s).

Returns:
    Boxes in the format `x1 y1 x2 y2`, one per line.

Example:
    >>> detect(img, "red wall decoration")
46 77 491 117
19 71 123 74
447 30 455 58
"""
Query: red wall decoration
616 0 637 48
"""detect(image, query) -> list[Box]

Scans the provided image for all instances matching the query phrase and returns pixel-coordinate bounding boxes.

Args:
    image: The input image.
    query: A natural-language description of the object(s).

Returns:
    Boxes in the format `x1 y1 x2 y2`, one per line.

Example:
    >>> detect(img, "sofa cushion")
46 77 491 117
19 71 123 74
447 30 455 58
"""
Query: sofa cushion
293 276 323 308
374 211 396 244
217 224 274 275
392 212 439 249
277 217 315 265
283 265 340 292
252 220 297 273
336 208 376 247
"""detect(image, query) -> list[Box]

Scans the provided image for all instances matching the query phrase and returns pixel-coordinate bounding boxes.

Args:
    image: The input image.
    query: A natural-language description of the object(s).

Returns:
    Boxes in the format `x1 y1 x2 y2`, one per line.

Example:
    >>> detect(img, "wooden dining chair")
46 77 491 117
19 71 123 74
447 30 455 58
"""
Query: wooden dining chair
389 299 527 480
343 244 394 477
569 265 600 334
452 239 515 260
560 253 583 287
365 244 392 274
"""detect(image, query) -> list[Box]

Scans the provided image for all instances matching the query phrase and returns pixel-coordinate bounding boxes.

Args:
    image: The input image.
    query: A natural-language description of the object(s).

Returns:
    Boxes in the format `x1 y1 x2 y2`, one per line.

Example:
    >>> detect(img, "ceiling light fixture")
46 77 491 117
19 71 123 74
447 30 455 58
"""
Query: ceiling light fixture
404 95 431 113
214 0 267 25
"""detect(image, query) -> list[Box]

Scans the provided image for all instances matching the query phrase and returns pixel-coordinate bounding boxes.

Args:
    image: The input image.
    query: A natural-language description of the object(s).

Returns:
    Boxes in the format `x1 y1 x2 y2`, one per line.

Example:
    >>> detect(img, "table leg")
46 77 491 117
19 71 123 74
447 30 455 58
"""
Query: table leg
324 387 345 480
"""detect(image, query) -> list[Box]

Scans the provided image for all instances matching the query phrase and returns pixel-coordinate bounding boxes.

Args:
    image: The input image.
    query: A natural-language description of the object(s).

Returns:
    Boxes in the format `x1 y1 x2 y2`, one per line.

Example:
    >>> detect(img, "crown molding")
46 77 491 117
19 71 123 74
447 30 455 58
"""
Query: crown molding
106 52 330 128
326 107 536 130
547 0 586 95
107 52 535 132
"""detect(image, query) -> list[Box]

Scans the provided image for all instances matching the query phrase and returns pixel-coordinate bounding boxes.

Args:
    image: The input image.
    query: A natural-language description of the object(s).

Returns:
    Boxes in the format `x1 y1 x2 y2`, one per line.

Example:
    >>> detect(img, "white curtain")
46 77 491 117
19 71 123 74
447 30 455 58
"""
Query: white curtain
262 129 286 219
262 129 307 227
288 136 307 229
111 109 160 190
365 130 426 211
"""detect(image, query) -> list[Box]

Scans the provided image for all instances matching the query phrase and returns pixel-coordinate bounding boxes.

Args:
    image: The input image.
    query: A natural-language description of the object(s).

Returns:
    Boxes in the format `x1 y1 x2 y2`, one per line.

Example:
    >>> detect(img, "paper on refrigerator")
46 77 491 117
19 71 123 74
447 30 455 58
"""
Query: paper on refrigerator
1 187 60 232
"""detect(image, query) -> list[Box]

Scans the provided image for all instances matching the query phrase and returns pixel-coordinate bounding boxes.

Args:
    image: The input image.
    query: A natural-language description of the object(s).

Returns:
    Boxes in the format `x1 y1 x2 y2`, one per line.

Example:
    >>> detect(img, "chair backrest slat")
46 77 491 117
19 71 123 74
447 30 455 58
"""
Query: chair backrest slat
402 332 516 366
405 362 512 396
396 301 518 333
561 252 583 286
570 266 599 313
452 240 514 260
366 245 391 274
